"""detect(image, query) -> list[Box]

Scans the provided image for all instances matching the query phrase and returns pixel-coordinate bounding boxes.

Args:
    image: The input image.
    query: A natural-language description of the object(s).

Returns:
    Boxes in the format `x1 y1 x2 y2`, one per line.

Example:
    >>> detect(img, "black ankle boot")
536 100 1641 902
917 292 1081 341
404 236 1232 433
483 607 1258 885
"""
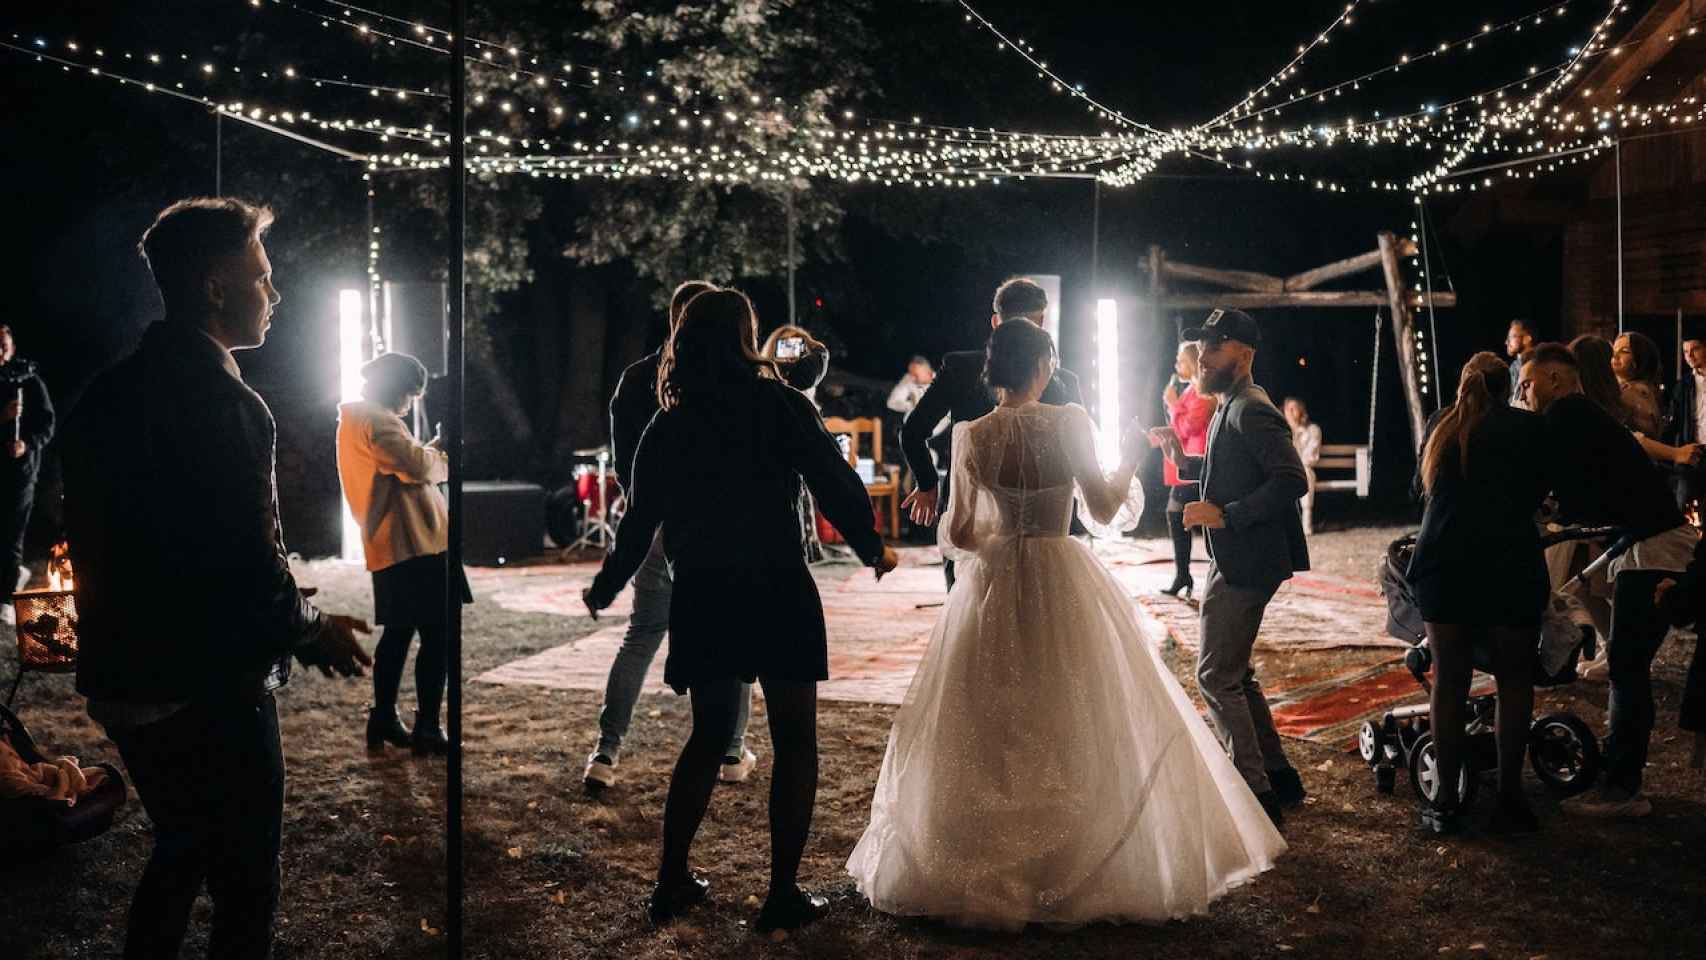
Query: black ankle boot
367 707 411 750
1161 573 1195 600
411 712 450 756
755 886 830 933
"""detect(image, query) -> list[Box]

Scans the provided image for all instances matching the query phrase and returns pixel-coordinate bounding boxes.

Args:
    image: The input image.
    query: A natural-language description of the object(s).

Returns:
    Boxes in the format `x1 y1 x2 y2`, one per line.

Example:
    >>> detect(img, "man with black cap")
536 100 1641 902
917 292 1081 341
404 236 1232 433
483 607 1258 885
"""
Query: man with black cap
1152 308 1309 827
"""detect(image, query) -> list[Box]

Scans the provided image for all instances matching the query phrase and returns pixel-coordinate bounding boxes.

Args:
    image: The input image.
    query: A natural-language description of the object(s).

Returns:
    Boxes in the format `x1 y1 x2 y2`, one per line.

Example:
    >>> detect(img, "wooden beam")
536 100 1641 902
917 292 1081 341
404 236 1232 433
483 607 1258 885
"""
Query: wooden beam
1162 260 1283 293
1378 231 1430 452
1572 0 1694 113
1161 291 1457 310
1284 250 1383 291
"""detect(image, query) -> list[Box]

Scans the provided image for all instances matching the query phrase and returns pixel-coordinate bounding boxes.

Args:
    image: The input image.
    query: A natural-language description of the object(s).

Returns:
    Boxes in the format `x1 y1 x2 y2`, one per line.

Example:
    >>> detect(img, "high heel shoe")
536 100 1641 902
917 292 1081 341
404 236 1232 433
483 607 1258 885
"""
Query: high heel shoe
366 707 411 751
1160 575 1194 601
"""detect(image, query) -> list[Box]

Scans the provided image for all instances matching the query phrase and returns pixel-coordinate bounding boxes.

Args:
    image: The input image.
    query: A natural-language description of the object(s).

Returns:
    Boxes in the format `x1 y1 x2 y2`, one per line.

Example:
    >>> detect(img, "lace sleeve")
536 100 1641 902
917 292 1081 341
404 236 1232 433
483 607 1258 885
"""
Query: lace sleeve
937 422 984 562
1063 405 1145 539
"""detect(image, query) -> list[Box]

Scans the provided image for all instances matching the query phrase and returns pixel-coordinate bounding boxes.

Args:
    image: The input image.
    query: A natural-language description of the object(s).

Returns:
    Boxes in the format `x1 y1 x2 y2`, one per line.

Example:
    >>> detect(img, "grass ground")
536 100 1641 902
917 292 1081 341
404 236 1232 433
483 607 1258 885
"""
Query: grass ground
4 527 1704 959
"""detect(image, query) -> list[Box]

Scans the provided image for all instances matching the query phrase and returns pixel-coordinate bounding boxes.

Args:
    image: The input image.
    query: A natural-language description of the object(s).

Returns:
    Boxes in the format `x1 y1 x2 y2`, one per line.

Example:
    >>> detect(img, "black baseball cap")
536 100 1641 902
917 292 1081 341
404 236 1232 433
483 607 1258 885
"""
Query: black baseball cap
1182 308 1261 347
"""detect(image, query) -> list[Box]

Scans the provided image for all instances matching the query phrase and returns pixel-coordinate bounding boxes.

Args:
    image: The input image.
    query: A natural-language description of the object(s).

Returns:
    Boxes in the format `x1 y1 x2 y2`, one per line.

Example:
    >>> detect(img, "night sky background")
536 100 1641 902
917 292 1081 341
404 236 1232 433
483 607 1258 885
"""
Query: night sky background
0 0 1633 551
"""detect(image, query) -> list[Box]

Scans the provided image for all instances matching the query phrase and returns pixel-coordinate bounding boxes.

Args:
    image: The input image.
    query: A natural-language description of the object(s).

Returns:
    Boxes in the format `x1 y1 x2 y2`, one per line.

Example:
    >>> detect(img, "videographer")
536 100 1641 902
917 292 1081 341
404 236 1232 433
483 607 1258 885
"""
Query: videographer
0 324 53 625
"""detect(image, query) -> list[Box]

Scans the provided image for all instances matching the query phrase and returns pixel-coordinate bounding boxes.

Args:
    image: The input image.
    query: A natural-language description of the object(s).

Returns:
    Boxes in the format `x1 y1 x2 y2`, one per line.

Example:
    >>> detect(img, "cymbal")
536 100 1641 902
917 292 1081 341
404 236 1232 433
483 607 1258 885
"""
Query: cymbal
573 444 611 457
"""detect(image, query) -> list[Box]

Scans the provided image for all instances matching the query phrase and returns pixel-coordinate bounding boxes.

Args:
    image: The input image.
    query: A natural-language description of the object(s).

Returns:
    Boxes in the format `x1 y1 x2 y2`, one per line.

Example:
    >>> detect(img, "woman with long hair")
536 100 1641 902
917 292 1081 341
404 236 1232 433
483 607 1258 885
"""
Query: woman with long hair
1613 331 1667 437
336 352 472 755
583 288 897 932
1407 351 1554 834
1155 340 1216 599
760 323 831 400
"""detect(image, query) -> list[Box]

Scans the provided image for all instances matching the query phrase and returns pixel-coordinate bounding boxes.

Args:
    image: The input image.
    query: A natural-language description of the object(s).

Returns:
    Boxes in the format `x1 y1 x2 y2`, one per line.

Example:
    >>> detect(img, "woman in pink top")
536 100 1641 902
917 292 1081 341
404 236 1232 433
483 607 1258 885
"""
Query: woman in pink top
1157 341 1217 599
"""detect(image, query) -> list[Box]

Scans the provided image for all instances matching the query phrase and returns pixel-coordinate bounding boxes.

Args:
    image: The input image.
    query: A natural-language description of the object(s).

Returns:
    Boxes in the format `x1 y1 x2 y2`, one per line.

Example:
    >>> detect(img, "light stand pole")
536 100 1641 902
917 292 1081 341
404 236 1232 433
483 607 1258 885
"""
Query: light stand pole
445 0 467 956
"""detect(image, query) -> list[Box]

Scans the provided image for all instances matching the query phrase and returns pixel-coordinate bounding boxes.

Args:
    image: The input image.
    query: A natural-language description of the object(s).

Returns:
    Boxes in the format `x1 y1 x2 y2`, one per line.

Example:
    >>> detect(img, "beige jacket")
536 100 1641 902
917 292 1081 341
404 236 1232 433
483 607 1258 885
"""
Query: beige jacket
337 401 449 572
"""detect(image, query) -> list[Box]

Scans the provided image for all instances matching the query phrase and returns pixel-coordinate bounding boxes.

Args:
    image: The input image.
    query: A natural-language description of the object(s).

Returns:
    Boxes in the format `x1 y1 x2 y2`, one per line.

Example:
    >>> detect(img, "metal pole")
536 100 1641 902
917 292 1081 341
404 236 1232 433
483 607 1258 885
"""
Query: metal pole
1615 139 1624 335
1418 198 1440 412
445 1 467 956
1090 180 1101 296
786 186 797 326
215 110 222 196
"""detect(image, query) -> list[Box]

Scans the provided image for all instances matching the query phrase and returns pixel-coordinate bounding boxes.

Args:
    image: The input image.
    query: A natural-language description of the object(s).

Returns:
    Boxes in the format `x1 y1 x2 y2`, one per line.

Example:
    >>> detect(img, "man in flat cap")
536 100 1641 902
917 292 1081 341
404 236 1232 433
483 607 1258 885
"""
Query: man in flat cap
1153 308 1309 828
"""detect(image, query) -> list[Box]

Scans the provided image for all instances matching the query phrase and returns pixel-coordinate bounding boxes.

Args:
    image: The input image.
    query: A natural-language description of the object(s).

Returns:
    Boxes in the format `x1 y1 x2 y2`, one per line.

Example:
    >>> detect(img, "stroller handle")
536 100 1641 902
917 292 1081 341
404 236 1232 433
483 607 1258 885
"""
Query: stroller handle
1536 525 1627 548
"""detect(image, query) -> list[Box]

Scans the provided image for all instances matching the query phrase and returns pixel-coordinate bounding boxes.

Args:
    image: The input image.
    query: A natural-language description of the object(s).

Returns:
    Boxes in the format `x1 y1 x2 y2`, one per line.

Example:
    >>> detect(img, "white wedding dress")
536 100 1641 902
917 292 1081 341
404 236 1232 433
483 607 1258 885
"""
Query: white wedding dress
846 402 1285 930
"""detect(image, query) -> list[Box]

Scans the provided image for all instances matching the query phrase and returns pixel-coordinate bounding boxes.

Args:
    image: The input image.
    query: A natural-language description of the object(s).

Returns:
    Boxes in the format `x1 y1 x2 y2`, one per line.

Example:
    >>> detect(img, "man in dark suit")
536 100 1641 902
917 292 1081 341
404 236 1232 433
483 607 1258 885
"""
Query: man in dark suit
899 278 1082 589
0 324 53 625
1154 308 1308 827
1663 338 1706 514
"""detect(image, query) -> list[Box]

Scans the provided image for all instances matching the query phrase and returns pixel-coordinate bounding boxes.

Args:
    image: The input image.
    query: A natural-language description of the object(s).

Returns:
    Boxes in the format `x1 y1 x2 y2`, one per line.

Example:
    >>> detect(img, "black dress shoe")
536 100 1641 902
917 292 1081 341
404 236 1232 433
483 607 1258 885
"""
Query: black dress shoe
647 872 710 925
1268 767 1307 808
1256 790 1285 829
367 707 411 750
755 886 830 933
411 715 450 756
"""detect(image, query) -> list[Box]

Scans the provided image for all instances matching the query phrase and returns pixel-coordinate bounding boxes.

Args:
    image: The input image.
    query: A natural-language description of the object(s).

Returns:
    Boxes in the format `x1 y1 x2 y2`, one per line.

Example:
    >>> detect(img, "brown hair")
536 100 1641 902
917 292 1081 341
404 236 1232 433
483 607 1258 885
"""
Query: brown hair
1420 351 1510 496
993 277 1048 319
656 289 779 411
138 197 275 316
1568 335 1626 421
668 280 716 334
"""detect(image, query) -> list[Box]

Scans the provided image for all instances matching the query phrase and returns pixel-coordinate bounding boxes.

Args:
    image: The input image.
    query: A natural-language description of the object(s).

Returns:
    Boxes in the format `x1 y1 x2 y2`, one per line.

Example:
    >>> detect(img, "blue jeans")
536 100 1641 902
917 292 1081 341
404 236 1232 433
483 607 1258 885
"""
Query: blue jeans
596 532 751 760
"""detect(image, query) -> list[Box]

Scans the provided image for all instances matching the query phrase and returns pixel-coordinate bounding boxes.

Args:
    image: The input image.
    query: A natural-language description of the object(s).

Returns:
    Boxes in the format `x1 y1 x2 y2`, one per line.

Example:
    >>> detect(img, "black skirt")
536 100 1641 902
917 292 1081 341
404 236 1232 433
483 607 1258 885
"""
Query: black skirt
664 563 826 693
371 552 474 626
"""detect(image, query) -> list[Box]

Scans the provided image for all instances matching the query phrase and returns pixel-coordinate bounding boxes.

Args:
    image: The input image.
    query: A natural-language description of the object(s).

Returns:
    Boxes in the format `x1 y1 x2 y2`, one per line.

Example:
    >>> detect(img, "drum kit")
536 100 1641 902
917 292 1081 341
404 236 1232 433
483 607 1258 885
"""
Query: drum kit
568 445 620 551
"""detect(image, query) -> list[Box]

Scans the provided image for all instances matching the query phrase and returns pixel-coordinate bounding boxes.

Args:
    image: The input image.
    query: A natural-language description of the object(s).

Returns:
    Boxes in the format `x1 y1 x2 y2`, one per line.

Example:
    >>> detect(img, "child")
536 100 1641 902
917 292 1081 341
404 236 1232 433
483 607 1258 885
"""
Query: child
1283 398 1322 535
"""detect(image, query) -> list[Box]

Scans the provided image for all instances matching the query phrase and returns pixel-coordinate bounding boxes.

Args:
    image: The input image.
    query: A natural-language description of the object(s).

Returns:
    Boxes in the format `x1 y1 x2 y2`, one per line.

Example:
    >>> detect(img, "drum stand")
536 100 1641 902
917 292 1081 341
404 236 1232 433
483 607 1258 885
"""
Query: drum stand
570 451 616 551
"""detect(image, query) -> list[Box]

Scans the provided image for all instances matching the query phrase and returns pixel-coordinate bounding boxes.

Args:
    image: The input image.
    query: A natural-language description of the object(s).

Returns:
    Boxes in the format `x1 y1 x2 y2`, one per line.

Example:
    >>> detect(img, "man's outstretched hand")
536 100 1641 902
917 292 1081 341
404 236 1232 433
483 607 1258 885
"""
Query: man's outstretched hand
902 487 939 527
304 614 373 678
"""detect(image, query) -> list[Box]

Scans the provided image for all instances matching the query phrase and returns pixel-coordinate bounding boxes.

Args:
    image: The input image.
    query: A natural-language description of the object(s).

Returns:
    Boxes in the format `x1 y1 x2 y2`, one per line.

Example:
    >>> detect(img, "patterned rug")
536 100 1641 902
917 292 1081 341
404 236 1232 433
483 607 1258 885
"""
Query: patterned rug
472 542 1421 744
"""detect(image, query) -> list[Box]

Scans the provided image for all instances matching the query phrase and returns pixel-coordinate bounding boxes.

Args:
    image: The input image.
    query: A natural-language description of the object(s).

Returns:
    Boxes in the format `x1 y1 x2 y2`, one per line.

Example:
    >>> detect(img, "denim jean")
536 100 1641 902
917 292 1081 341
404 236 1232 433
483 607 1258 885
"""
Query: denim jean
596 531 751 759
1605 570 1670 794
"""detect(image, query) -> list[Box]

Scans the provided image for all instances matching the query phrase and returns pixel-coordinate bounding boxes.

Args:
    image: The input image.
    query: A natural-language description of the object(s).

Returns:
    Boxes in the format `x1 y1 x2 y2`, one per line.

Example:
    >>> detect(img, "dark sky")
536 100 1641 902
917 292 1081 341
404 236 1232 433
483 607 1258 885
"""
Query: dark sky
0 0 1635 490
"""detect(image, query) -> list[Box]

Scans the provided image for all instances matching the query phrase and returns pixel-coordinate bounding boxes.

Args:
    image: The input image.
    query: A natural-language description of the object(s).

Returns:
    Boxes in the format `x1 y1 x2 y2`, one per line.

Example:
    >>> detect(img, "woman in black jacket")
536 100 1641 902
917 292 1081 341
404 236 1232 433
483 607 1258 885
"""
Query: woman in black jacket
584 288 897 932
1408 351 1555 834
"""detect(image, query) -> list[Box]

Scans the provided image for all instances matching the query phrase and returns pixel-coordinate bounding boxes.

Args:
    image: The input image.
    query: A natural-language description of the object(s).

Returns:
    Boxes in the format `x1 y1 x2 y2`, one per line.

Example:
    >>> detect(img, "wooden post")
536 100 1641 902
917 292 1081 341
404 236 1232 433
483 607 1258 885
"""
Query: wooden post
1377 231 1429 452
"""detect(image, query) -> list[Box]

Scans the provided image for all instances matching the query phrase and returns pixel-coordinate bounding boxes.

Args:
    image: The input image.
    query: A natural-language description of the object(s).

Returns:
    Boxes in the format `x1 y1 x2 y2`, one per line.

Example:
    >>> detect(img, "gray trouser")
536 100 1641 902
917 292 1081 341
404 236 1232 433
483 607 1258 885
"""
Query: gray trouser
1196 566 1291 794
596 531 751 760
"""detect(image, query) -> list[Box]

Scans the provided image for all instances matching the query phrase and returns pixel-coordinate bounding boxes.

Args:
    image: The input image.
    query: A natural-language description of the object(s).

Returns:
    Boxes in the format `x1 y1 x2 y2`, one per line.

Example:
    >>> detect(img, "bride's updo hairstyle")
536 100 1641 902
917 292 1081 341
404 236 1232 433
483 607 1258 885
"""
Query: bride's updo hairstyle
983 317 1055 395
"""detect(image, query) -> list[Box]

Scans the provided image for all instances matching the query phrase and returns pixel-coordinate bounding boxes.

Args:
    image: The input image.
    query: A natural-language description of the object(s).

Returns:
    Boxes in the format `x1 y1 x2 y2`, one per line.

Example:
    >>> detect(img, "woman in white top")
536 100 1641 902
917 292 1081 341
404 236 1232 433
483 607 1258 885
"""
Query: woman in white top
337 352 471 755
1283 398 1322 536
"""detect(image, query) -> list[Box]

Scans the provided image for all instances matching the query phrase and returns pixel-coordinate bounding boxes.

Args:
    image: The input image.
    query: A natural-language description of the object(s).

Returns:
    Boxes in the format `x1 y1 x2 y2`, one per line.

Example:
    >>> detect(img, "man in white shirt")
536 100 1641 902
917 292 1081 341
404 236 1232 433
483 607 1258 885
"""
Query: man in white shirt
886 355 935 416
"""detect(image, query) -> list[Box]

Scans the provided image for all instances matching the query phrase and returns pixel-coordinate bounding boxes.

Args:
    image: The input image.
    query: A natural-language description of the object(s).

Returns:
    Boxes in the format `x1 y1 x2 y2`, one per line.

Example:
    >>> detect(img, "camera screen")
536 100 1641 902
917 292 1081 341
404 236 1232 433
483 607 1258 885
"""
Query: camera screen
776 336 806 360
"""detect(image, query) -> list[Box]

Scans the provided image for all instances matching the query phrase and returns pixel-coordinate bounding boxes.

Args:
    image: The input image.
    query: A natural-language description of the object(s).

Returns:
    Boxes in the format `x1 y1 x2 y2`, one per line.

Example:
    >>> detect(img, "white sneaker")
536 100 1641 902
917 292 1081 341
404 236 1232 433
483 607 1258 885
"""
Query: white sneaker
1561 789 1652 819
14 565 29 593
0 603 13 626
717 748 758 784
583 751 617 789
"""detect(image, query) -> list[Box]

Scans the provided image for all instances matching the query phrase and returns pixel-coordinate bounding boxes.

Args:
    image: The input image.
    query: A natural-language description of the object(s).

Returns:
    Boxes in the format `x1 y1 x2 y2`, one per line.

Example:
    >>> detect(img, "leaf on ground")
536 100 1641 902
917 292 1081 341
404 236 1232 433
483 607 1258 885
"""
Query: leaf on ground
1305 895 1322 915
380 834 400 846
648 709 663 718
1468 945 1487 953
506 846 523 858
419 918 441 936
548 890 568 906
744 895 762 908
1314 759 1333 771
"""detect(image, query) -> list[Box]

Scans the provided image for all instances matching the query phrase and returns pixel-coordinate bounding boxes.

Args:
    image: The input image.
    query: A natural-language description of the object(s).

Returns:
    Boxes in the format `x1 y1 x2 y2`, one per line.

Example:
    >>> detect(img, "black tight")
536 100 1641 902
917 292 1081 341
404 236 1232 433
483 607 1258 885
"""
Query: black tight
1423 622 1535 807
371 621 448 721
1167 510 1193 585
659 677 818 898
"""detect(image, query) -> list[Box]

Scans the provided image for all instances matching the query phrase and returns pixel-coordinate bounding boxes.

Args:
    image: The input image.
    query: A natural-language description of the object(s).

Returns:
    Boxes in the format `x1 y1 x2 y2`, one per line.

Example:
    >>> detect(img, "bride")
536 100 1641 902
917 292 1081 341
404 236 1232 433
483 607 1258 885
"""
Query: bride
846 319 1285 930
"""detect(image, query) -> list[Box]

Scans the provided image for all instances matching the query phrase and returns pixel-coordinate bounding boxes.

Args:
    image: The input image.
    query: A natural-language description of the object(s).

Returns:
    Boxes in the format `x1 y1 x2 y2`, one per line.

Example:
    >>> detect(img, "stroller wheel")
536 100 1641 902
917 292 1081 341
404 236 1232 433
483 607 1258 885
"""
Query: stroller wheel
1358 721 1383 766
1529 713 1602 796
1408 733 1480 809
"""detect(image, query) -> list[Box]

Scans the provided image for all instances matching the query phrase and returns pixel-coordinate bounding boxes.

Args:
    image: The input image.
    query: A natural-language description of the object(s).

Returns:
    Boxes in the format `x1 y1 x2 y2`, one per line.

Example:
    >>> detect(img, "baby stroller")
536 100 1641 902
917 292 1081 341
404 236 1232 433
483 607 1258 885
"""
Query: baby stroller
1365 526 1627 806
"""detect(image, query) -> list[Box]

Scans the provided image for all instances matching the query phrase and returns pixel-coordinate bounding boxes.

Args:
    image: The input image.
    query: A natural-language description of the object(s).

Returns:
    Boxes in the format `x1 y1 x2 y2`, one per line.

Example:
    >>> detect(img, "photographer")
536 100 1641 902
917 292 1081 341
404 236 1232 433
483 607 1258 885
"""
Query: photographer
761 324 830 402
0 324 53 625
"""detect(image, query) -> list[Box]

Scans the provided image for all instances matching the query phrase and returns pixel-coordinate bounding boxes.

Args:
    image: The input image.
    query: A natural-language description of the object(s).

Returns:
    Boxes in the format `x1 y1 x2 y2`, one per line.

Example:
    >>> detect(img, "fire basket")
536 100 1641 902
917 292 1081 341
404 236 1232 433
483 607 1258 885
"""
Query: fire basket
7 546 78 706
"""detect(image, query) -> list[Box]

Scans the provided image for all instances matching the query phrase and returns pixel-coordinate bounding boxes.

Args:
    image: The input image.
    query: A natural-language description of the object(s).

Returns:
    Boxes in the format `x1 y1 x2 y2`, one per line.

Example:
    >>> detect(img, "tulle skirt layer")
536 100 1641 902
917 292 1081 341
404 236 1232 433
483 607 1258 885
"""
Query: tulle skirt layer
846 536 1285 930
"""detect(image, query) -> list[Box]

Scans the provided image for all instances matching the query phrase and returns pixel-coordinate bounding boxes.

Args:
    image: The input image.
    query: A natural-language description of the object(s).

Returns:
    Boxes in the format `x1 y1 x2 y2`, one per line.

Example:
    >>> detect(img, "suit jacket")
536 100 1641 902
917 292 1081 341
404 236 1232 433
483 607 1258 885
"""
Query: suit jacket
900 349 1082 494
1664 372 1703 447
1178 377 1310 587
66 321 325 705
0 359 55 479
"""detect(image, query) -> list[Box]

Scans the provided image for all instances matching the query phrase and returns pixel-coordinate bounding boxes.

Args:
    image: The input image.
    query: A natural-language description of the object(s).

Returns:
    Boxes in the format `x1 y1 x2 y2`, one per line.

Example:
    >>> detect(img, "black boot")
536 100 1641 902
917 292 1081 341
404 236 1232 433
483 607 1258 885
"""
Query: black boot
411 711 450 756
755 886 830 933
647 873 710 926
366 706 411 751
1161 511 1195 599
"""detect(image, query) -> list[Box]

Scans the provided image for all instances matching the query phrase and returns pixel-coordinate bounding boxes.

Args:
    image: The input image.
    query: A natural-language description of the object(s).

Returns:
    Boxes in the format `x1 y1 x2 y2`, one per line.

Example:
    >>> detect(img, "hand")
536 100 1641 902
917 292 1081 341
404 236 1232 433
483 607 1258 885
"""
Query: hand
7 441 23 459
1119 418 1147 468
1162 381 1180 408
1678 445 1705 467
903 487 939 526
310 615 373 678
873 545 899 581
1182 500 1226 530
581 587 605 621
1 399 18 422
1656 578 1677 607
1148 426 1183 462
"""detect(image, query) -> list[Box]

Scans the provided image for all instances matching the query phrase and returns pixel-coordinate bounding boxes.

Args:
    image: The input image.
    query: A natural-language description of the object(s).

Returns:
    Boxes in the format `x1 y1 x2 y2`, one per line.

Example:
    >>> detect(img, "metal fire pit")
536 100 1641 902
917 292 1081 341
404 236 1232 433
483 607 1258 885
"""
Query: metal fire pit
13 588 78 673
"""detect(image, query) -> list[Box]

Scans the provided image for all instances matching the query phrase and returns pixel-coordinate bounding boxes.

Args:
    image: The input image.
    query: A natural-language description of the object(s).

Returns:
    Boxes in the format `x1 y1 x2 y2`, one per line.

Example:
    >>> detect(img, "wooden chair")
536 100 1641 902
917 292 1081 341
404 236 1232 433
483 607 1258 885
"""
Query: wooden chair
821 416 900 538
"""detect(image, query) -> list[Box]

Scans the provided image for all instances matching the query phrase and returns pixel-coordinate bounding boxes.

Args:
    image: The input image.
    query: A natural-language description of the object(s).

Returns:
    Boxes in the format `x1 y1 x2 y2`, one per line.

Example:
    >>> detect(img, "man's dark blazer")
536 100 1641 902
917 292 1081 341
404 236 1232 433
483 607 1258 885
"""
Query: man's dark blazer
900 349 1082 496
1177 377 1310 587
1664 372 1702 447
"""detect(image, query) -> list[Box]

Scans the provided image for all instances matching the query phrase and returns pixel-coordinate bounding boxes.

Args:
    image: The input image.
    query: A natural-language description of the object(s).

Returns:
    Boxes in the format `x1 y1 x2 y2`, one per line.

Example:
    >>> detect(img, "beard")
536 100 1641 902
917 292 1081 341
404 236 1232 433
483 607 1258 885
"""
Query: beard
1200 362 1238 394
